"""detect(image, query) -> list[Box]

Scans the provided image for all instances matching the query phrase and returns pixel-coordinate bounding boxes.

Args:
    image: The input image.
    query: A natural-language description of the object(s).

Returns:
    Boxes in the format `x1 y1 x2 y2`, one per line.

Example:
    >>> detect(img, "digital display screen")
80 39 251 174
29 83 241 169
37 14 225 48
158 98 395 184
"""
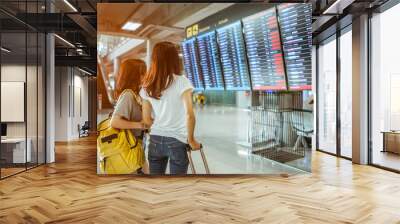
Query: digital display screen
278 3 312 90
197 31 225 90
216 21 251 91
181 38 204 90
243 8 287 91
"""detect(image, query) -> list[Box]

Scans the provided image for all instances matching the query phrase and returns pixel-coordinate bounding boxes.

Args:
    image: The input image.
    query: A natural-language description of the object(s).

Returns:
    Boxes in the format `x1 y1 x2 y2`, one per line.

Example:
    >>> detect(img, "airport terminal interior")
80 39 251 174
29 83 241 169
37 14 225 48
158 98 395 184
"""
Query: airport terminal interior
97 3 313 174
1 0 400 222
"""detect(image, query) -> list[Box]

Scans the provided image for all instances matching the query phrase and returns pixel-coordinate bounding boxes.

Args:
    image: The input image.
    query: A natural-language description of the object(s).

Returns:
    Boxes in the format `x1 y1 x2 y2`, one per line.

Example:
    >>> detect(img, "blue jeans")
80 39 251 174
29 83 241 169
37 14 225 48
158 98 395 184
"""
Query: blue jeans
148 135 188 175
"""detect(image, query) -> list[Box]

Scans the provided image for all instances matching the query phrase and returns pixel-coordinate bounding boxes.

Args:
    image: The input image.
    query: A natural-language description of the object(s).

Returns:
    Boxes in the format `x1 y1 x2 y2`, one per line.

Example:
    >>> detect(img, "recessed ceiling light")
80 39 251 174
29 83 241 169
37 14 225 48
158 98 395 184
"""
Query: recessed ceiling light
121 22 142 31
63 0 78 12
1 47 11 53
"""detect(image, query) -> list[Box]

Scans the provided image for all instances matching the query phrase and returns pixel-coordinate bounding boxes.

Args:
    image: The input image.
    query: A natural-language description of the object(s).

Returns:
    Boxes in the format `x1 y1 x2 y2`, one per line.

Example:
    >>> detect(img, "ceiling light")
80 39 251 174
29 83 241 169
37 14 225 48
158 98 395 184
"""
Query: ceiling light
54 34 75 48
121 22 142 31
78 68 93 76
322 0 353 15
1 47 11 53
323 1 340 14
63 0 78 12
178 53 183 57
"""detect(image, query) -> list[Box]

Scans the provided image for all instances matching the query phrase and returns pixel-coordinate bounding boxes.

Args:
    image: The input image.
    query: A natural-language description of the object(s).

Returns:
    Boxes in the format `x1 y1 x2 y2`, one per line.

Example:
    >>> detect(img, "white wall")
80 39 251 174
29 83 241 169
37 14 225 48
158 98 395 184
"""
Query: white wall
54 67 89 141
1 65 42 137
1 65 26 138
55 67 68 141
71 74 89 138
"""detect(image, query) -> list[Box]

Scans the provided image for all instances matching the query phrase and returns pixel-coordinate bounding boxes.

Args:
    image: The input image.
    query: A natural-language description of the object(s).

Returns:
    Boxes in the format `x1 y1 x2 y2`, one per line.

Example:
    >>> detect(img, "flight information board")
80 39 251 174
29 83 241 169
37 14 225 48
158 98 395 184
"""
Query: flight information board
197 31 225 90
181 38 204 90
278 3 312 90
216 21 251 91
243 8 287 91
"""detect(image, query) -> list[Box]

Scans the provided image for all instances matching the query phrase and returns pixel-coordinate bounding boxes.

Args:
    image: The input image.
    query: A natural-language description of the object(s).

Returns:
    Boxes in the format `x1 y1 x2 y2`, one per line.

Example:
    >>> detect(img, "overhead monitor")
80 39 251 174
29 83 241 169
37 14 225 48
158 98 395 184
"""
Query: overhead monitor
216 21 251 91
181 38 204 90
278 3 312 91
196 31 225 90
243 8 287 91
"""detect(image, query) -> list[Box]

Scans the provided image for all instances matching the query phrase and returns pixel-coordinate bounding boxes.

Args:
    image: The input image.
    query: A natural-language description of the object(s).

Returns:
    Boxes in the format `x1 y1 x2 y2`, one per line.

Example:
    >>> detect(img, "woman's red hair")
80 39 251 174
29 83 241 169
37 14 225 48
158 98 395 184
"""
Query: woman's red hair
142 41 181 99
114 59 146 100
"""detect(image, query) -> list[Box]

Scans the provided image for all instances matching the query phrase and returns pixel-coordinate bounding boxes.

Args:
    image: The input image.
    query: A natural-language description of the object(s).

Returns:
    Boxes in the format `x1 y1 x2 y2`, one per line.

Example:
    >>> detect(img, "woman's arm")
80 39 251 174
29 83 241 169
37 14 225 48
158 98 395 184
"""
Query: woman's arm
142 100 154 128
111 91 145 130
110 115 145 130
182 89 201 150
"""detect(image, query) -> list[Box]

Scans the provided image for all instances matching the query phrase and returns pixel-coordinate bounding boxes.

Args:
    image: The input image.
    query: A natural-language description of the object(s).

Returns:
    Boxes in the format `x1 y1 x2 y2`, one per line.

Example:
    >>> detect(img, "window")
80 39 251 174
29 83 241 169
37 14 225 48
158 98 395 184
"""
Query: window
370 3 400 171
0 1 46 179
317 35 337 154
339 27 352 158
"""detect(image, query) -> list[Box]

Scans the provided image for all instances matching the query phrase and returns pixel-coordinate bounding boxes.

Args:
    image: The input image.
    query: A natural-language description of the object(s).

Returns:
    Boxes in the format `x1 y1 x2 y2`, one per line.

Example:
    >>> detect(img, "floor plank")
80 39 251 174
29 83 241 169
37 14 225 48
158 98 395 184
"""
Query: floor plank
0 136 400 223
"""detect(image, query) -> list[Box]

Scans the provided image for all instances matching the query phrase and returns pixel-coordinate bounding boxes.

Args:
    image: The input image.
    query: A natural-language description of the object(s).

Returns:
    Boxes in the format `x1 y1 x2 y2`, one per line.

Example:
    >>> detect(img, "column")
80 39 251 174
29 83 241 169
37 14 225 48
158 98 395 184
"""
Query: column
113 57 120 79
146 39 154 69
352 14 369 164
46 32 55 163
312 45 317 151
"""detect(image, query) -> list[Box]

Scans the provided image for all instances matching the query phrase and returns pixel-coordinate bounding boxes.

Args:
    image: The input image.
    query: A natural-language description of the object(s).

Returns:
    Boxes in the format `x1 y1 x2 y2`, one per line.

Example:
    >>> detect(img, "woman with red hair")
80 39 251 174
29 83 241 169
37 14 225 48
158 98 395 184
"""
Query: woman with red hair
140 41 201 175
111 59 149 174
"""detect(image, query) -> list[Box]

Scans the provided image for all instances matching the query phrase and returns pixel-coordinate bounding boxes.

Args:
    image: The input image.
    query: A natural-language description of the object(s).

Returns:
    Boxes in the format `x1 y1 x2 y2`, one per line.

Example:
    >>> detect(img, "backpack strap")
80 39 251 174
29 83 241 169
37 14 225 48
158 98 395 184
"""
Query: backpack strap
120 89 142 106
119 89 144 136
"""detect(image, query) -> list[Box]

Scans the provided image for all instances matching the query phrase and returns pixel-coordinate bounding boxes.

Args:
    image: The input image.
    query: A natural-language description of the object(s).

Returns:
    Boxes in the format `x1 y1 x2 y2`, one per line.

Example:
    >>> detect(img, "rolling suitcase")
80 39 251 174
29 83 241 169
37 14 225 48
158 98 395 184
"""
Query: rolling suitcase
186 144 210 174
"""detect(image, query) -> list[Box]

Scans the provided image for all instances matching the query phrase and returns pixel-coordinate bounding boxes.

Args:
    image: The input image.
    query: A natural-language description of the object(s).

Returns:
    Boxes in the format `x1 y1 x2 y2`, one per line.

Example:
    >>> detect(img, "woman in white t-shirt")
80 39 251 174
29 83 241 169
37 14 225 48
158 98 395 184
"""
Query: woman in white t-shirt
140 41 201 175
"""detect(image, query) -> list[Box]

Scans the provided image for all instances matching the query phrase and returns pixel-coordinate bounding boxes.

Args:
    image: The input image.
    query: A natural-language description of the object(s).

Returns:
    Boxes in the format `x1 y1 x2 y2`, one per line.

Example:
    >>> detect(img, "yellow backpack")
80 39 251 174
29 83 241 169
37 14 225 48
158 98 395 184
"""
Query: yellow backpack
97 90 145 174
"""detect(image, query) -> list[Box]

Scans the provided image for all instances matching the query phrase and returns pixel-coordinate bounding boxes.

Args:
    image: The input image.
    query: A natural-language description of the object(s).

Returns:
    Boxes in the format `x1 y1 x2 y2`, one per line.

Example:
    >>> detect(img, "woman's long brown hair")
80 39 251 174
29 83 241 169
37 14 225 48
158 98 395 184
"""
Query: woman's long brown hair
141 41 181 99
114 59 146 100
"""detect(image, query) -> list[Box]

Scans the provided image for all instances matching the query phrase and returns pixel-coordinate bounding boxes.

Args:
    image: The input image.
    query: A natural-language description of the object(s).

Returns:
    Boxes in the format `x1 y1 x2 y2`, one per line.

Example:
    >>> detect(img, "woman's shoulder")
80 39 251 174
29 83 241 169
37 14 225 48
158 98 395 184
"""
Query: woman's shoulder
119 89 141 104
174 75 192 87
173 74 191 85
119 89 134 98
174 74 187 80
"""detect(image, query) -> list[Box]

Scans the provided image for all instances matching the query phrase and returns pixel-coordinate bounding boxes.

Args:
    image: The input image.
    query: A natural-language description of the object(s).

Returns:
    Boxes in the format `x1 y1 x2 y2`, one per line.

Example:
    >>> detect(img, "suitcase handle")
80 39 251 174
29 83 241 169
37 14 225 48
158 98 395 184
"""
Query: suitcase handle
186 144 210 174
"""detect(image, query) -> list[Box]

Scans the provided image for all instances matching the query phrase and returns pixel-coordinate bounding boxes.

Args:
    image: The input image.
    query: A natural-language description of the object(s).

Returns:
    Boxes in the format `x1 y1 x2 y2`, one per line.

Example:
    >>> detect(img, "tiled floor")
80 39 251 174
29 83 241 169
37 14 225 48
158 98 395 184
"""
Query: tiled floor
97 105 310 174
192 105 308 174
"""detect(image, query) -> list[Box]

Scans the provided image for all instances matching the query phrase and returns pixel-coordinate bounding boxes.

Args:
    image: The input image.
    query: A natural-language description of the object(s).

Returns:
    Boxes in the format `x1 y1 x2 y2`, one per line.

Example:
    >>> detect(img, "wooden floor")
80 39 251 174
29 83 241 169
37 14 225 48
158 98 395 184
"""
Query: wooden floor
0 167 26 178
1 136 400 223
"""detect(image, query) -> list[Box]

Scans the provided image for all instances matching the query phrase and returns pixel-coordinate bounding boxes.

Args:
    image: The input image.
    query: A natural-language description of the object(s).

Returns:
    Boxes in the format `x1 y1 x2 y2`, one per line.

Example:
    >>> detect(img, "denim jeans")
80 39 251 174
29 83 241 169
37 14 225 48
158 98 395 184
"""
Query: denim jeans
148 135 188 175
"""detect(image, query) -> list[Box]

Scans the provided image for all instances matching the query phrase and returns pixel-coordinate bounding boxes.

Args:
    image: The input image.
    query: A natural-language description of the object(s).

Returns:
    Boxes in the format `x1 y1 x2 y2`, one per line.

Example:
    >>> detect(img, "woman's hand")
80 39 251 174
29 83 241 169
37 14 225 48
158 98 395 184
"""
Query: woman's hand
111 115 150 130
188 139 201 151
132 121 149 130
141 122 151 130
